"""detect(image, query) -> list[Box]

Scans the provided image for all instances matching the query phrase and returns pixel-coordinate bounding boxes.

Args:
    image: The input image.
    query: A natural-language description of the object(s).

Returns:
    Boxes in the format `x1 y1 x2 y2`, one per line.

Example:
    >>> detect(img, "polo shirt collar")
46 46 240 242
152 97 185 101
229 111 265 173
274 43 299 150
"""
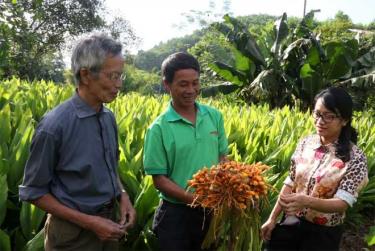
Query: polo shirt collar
71 91 110 118
164 101 208 122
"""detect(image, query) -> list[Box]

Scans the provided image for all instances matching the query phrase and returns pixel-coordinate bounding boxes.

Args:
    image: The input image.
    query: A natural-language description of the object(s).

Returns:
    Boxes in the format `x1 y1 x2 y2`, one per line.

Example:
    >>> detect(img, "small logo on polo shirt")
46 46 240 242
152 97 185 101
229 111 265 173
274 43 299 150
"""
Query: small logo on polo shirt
210 131 218 135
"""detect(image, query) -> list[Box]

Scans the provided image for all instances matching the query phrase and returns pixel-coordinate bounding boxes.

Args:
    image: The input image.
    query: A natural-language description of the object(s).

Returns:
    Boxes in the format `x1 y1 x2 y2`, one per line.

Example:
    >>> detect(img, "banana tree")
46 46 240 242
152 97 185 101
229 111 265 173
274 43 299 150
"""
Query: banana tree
206 11 365 110
338 46 375 109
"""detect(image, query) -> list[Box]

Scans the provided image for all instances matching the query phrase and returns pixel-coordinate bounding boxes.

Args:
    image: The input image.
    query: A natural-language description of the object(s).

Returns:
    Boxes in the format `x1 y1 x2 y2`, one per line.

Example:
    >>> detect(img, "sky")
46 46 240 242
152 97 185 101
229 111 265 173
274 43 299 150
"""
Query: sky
106 0 375 53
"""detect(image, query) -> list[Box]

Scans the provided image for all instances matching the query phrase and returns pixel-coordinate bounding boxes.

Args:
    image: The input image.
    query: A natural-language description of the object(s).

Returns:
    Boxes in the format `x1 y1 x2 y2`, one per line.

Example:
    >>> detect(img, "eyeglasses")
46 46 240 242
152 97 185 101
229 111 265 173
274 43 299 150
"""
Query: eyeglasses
312 111 339 123
101 71 126 82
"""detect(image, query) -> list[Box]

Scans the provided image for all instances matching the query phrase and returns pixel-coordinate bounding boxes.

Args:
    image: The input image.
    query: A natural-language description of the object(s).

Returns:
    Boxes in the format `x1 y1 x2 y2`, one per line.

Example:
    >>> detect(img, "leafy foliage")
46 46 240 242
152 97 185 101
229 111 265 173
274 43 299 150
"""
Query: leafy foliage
0 0 138 81
134 30 204 72
1 79 374 250
204 12 375 110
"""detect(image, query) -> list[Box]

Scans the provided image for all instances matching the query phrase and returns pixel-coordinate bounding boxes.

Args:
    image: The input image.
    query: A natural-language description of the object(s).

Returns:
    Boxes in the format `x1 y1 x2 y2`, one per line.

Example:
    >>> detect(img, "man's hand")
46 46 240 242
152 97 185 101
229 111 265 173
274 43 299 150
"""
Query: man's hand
89 215 125 241
119 192 136 231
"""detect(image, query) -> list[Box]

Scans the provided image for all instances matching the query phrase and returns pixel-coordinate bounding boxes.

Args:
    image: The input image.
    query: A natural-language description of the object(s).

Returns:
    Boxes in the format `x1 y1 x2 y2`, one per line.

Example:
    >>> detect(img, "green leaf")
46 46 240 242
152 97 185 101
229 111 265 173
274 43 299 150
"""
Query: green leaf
353 46 375 75
20 202 46 241
294 9 320 37
134 176 159 227
244 69 279 102
323 40 358 80
219 15 266 67
208 62 247 85
339 72 375 89
0 229 10 251
300 63 314 78
0 104 11 146
365 226 375 246
0 142 9 176
300 63 324 104
306 46 321 66
232 47 252 73
0 175 8 225
7 112 34 193
23 229 44 251
201 82 240 98
271 13 289 57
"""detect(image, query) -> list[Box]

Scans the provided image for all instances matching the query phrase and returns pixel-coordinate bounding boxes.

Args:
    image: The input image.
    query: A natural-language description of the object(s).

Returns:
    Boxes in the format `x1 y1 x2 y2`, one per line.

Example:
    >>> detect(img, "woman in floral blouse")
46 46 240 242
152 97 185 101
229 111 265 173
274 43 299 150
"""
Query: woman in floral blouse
261 87 368 251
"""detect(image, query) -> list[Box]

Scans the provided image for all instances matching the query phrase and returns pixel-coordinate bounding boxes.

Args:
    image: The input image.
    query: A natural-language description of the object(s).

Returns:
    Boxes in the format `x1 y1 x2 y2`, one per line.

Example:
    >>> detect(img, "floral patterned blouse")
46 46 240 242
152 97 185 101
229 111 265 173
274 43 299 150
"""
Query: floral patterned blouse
284 134 368 226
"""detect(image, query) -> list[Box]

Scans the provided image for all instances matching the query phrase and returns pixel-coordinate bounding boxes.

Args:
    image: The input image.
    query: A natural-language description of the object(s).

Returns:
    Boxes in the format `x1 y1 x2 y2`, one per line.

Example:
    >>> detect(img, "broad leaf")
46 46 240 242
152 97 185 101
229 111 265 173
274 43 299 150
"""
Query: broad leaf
339 72 375 88
0 229 10 251
218 15 266 67
201 82 240 98
323 40 358 80
208 62 247 85
23 229 44 251
300 63 324 105
353 46 375 75
232 47 252 72
294 10 320 37
365 226 375 246
0 104 11 146
306 46 321 67
134 176 159 227
243 69 279 102
0 175 7 225
20 202 46 241
271 13 288 57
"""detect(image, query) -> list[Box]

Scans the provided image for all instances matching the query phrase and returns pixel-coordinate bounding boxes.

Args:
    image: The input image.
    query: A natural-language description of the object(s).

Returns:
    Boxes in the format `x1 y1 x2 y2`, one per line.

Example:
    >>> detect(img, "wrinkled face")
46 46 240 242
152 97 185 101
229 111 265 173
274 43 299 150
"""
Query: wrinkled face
313 98 347 143
87 54 125 104
164 69 200 109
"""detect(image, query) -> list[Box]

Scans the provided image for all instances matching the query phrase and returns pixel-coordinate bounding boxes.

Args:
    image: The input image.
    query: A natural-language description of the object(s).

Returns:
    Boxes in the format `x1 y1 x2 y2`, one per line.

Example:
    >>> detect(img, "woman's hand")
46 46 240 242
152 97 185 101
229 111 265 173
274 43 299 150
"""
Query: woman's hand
261 218 277 241
278 193 309 215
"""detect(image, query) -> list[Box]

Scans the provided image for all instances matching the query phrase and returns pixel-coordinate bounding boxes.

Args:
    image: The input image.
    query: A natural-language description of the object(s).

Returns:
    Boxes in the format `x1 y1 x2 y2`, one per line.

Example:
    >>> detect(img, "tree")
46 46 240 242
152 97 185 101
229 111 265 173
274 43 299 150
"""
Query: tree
0 0 138 81
205 12 371 110
316 11 354 43
134 31 203 71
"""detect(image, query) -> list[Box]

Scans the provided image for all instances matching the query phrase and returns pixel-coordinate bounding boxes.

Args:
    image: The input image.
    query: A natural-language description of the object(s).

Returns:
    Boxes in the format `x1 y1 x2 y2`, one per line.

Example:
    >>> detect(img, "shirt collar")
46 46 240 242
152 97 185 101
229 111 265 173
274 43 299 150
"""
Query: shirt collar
164 101 208 122
311 134 336 153
71 92 110 118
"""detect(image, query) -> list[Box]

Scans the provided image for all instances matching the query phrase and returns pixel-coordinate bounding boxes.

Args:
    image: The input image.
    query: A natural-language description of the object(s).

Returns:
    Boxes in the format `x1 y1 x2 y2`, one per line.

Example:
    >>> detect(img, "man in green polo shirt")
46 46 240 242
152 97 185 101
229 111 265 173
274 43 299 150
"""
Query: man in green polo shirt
143 52 228 250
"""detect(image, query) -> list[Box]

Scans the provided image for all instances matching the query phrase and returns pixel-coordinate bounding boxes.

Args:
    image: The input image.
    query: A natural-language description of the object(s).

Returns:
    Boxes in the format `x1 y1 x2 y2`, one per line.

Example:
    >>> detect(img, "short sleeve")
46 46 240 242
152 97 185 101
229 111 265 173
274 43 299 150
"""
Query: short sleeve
217 112 229 156
334 150 368 207
19 130 59 201
143 125 168 175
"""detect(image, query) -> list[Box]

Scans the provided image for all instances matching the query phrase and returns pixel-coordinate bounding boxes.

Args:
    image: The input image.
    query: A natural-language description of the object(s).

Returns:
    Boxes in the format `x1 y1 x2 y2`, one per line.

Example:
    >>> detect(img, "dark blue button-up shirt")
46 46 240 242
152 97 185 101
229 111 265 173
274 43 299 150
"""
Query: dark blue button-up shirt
19 93 121 214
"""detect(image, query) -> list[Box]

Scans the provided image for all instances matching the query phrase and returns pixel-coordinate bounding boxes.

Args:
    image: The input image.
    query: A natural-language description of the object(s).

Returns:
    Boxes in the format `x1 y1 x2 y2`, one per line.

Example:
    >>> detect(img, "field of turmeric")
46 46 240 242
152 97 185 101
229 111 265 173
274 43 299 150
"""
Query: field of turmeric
0 79 374 250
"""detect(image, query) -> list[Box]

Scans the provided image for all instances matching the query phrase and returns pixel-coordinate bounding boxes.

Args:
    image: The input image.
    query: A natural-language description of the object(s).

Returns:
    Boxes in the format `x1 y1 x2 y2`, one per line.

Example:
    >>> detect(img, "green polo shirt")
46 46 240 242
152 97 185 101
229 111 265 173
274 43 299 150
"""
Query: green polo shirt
143 101 228 203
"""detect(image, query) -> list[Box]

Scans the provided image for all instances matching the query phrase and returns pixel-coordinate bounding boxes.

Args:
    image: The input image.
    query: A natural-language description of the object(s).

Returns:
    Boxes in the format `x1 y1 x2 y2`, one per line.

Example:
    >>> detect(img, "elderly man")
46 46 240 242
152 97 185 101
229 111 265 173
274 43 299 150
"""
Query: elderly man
19 33 136 251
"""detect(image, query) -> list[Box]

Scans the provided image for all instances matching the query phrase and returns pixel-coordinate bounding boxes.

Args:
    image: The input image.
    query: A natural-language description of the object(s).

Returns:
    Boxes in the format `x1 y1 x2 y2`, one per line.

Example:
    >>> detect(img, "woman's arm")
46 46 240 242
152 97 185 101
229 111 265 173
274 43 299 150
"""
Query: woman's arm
279 193 348 214
261 184 293 240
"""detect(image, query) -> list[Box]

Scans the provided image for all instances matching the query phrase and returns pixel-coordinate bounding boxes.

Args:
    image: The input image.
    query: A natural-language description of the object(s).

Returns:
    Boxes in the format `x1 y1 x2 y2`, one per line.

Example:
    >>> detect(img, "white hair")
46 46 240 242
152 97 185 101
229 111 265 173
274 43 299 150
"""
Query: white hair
71 33 122 85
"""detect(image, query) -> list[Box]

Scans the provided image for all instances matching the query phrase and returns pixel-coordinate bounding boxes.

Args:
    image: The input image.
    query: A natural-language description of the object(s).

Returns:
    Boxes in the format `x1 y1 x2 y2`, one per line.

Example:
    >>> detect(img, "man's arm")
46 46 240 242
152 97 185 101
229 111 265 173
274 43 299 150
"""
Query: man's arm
116 176 136 230
32 194 124 241
152 175 194 204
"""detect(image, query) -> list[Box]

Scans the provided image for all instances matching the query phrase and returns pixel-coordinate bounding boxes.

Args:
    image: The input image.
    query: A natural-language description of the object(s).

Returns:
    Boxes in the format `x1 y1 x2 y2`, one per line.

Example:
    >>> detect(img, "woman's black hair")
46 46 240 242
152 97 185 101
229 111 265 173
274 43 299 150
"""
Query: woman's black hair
314 87 357 162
